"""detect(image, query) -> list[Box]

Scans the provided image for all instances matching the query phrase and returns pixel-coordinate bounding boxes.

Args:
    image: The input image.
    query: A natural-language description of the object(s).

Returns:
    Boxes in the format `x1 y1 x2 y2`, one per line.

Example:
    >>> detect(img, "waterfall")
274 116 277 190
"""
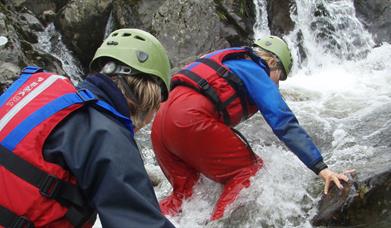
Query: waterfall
289 0 375 69
103 10 114 39
163 0 391 227
36 23 84 84
252 0 270 39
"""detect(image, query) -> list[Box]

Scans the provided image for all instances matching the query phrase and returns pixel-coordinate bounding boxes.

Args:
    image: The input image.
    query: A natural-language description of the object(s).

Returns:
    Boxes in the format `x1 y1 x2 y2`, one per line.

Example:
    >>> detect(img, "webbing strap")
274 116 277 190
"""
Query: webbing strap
0 66 43 107
95 99 134 137
0 205 34 228
0 144 92 226
177 69 231 124
195 58 249 120
231 128 256 159
21 66 43 75
65 206 94 228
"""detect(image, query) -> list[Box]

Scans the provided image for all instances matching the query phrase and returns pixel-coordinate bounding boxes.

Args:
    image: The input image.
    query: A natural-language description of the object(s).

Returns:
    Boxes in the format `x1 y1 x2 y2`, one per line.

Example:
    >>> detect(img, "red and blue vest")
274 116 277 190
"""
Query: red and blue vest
0 66 97 228
171 47 259 127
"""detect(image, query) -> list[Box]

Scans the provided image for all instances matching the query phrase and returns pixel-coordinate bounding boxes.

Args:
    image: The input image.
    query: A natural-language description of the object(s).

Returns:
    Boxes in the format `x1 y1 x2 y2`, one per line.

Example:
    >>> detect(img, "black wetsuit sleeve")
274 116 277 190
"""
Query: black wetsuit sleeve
43 107 175 228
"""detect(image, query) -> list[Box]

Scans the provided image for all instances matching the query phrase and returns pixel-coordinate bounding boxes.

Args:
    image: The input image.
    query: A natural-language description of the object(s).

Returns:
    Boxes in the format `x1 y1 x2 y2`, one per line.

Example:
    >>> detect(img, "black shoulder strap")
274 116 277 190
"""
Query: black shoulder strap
0 144 93 227
175 69 232 125
195 58 249 121
0 205 34 228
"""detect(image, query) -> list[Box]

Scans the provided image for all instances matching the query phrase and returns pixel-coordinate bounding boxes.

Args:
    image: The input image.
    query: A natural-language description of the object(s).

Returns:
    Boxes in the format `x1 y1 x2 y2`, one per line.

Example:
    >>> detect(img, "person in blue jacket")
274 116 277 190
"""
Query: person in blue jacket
151 36 350 221
0 29 175 227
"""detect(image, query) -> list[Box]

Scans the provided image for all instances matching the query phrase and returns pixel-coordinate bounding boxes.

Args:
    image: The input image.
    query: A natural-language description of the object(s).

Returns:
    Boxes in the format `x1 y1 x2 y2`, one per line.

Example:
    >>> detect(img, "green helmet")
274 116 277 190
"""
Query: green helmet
254 36 293 80
90 28 170 93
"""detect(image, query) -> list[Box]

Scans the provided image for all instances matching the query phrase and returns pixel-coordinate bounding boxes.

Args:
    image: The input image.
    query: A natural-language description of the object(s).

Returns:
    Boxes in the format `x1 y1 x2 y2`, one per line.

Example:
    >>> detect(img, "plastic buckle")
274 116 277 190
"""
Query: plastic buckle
21 66 42 74
12 216 34 228
39 175 62 199
77 88 97 102
197 79 210 90
217 67 228 77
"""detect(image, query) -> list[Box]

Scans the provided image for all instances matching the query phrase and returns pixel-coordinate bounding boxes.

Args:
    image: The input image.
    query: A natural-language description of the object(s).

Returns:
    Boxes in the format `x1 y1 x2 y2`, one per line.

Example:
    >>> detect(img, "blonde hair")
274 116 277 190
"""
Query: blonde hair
112 74 161 130
253 48 281 70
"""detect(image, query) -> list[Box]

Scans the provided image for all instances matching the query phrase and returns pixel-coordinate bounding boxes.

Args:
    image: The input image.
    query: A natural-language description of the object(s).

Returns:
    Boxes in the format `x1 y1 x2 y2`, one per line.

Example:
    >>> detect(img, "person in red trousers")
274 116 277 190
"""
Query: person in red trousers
151 36 350 221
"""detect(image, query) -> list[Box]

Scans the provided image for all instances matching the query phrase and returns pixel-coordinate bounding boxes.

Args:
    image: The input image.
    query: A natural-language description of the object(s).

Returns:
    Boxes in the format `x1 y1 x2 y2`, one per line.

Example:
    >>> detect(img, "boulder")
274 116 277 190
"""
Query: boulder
312 168 391 227
0 2 65 92
268 0 295 36
8 0 68 24
354 0 391 44
55 0 112 68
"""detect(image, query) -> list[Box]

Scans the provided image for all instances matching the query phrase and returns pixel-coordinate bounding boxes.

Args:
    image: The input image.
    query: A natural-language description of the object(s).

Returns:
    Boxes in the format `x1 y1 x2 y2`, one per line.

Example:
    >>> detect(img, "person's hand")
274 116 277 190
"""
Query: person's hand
318 168 354 194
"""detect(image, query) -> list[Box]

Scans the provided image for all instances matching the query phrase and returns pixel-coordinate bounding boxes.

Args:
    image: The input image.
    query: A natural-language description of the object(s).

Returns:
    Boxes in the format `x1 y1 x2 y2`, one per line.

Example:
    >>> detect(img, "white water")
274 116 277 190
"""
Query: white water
252 0 270 39
150 0 391 227
36 23 84 84
94 0 391 227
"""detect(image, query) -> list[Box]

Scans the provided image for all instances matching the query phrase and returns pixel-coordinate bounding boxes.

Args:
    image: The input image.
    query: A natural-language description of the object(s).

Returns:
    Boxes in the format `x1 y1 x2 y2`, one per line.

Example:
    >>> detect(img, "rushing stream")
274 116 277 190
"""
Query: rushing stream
145 0 391 227
35 0 387 227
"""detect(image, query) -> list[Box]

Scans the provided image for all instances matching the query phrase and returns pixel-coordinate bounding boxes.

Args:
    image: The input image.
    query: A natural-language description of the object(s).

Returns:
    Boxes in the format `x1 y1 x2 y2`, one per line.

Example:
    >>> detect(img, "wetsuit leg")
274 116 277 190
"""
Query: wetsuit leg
151 109 199 216
152 87 262 219
164 115 263 220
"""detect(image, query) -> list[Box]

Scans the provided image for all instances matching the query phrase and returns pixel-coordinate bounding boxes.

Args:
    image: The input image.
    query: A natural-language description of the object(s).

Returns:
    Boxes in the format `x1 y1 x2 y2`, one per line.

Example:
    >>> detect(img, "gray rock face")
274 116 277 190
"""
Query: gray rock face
268 0 294 36
0 3 64 93
111 0 165 31
110 0 256 68
151 0 230 67
9 0 68 24
214 0 256 46
354 0 391 44
312 169 391 227
55 0 112 67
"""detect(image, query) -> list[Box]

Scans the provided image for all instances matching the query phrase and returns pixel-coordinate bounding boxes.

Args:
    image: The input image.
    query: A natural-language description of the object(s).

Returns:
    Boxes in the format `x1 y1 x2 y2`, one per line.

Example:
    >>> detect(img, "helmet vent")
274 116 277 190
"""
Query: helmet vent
107 41 118 46
134 35 146 41
122 33 132 37
112 33 118 37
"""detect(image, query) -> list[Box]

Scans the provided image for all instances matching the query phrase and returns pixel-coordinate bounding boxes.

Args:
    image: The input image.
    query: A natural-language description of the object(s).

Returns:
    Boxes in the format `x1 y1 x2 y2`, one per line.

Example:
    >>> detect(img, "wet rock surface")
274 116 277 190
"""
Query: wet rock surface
312 168 391 227
354 0 391 45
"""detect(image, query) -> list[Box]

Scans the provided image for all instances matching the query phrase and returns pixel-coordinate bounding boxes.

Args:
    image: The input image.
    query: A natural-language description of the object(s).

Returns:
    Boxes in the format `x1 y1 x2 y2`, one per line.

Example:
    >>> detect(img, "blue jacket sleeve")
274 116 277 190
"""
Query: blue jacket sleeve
224 59 327 174
43 107 175 228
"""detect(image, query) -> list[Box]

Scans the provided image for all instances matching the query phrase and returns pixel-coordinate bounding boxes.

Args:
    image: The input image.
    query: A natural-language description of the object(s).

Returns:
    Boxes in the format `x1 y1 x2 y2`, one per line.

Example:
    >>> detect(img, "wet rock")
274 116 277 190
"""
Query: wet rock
268 0 295 36
0 61 20 93
354 0 391 45
151 0 256 68
109 0 256 68
9 0 67 14
312 168 391 227
214 0 255 46
217 201 260 227
111 0 165 30
55 0 112 68
151 0 230 67
0 2 66 91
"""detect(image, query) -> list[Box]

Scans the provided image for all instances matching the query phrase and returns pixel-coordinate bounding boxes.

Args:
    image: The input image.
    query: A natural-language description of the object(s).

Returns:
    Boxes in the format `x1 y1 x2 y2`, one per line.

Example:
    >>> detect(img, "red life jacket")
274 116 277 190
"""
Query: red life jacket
170 47 259 127
0 66 96 228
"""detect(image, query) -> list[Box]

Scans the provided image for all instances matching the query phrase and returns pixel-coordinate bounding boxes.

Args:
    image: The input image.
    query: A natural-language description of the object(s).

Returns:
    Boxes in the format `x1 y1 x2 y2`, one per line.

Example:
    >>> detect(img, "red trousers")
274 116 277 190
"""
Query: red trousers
151 87 263 220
